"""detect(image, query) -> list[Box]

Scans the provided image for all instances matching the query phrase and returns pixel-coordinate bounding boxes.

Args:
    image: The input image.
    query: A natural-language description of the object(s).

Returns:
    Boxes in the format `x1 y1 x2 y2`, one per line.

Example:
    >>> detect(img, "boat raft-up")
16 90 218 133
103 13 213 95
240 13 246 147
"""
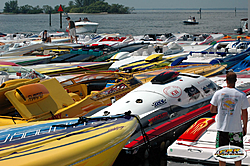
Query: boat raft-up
0 112 138 166
0 71 142 125
89 71 221 156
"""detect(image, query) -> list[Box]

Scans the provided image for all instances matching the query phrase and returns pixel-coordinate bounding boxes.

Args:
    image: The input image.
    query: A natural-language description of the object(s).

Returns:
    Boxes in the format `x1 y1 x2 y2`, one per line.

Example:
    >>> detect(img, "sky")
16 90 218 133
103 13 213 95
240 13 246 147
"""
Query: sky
0 0 248 10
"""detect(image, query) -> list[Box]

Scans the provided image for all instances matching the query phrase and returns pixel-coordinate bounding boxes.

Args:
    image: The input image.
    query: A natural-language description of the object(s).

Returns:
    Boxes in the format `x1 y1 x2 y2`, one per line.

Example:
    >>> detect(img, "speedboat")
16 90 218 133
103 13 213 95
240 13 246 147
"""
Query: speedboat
234 18 248 34
89 71 220 156
183 17 199 25
134 33 176 44
174 33 224 45
118 53 188 72
180 41 250 69
0 112 138 165
231 55 250 72
166 95 250 165
89 34 135 48
109 42 213 70
0 71 142 125
74 21 99 33
29 61 114 76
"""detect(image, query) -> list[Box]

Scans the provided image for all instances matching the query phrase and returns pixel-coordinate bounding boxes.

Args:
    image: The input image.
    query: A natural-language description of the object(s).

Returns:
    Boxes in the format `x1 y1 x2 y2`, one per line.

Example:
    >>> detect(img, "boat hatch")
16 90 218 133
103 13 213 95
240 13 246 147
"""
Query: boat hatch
151 71 179 84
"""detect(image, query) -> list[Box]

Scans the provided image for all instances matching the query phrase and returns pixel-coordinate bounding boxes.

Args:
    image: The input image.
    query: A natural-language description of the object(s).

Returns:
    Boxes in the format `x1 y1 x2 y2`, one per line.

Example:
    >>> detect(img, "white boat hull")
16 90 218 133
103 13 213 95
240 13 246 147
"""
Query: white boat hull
75 22 99 34
167 96 250 165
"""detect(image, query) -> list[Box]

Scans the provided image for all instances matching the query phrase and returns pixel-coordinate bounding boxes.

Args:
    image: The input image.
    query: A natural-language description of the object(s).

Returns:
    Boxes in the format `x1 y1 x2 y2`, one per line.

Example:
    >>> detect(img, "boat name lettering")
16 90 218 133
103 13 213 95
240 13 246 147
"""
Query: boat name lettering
148 112 169 124
163 86 182 98
28 92 43 101
108 126 124 132
152 99 167 107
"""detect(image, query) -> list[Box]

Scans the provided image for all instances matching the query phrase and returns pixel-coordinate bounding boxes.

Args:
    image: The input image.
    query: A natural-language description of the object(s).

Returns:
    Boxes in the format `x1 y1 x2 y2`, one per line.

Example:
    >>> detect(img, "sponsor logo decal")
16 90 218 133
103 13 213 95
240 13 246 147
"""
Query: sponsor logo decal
163 86 182 98
28 92 43 101
213 145 246 162
152 99 167 108
148 112 169 124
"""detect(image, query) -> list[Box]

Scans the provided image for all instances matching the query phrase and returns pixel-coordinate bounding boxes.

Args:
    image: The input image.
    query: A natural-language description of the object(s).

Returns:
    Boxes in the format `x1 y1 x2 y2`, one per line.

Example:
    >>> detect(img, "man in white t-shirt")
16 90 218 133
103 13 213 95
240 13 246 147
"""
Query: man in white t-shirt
210 71 249 166
38 30 51 43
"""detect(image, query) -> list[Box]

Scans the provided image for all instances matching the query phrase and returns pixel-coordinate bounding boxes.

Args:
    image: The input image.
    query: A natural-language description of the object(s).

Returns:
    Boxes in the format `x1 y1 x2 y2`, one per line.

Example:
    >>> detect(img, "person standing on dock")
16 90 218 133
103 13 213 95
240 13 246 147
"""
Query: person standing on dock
210 71 249 166
66 17 77 43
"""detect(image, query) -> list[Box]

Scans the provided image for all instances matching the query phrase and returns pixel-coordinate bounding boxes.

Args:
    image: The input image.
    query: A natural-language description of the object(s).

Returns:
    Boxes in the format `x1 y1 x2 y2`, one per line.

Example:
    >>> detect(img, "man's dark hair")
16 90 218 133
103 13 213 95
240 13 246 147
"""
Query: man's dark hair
226 71 237 84
44 30 47 32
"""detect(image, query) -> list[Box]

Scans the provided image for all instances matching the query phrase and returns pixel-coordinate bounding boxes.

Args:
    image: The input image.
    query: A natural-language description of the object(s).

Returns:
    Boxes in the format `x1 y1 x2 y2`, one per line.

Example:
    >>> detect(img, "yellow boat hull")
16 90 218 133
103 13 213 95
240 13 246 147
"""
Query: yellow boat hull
0 114 138 165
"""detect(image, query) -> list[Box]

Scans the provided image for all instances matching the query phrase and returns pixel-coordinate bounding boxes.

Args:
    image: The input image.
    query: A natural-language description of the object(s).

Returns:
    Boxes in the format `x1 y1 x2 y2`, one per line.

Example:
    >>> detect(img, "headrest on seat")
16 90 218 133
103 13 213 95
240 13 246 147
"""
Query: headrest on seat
15 83 49 105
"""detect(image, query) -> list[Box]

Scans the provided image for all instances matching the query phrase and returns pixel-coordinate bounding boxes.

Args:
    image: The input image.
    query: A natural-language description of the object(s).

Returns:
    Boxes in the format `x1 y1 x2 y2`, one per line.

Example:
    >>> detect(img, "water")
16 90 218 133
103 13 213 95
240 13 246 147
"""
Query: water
0 9 248 35
0 9 247 166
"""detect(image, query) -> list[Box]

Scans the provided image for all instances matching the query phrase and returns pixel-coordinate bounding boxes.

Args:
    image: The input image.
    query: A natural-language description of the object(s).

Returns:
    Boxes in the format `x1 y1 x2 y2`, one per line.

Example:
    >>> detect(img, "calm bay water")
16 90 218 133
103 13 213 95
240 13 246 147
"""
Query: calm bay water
0 9 247 166
0 9 248 35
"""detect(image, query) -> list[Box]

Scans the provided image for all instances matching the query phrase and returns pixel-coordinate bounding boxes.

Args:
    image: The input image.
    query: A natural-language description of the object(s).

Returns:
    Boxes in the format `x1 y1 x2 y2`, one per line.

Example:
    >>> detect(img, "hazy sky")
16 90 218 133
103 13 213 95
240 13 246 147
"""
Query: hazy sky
0 0 248 9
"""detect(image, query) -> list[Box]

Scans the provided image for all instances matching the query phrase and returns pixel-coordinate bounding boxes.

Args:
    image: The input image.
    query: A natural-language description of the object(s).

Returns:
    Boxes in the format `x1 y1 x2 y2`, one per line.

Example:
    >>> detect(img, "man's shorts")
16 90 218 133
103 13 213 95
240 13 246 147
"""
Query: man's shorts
69 28 76 37
216 131 244 148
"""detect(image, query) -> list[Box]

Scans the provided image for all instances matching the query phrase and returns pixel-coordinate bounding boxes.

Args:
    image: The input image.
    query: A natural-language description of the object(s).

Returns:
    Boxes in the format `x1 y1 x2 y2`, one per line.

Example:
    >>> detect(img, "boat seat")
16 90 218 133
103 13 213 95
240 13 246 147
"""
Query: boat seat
5 78 74 119
65 84 88 98
0 78 40 109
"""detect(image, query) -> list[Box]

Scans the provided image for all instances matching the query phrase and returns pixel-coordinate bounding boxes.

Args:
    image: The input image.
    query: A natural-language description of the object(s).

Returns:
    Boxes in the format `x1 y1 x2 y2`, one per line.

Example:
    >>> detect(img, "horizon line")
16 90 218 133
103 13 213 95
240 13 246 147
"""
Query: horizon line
134 8 248 10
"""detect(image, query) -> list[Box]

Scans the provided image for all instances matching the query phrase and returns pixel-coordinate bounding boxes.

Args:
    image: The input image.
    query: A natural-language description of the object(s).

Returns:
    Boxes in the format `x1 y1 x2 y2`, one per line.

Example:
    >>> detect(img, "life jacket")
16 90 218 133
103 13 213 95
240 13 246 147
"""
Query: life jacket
42 31 47 39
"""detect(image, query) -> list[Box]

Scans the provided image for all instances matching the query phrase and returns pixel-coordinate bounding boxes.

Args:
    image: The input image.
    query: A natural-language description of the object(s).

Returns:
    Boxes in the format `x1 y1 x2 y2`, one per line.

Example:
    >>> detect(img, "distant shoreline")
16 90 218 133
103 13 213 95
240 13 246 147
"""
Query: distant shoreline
0 8 247 14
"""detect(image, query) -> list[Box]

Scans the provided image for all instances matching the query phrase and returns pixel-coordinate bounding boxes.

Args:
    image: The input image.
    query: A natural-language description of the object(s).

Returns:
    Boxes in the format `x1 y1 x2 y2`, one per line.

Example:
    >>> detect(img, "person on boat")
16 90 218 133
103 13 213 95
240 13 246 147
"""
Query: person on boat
66 17 77 43
38 30 51 43
193 17 196 22
210 71 249 166
83 17 90 22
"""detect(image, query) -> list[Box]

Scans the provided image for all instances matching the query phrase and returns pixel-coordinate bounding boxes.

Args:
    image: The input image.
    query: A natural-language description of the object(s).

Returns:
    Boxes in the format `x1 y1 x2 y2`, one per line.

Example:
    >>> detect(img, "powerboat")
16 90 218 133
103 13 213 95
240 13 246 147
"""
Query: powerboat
89 71 220 156
166 95 250 165
118 53 188 72
74 21 99 33
29 62 114 76
231 56 250 72
234 18 248 34
183 17 199 25
89 34 135 48
134 33 176 44
109 43 213 70
0 71 142 125
179 41 250 69
174 33 224 45
0 113 138 165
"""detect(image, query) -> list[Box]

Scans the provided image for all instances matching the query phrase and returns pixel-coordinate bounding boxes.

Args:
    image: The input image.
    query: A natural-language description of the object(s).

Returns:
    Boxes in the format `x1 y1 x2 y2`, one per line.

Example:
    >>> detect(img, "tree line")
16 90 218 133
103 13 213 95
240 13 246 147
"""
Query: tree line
3 0 134 14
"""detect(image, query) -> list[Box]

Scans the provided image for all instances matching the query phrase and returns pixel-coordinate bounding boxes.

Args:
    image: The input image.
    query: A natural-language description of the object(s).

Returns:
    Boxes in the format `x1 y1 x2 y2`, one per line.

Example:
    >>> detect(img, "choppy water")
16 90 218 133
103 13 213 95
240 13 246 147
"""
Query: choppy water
0 9 247 166
0 9 248 35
